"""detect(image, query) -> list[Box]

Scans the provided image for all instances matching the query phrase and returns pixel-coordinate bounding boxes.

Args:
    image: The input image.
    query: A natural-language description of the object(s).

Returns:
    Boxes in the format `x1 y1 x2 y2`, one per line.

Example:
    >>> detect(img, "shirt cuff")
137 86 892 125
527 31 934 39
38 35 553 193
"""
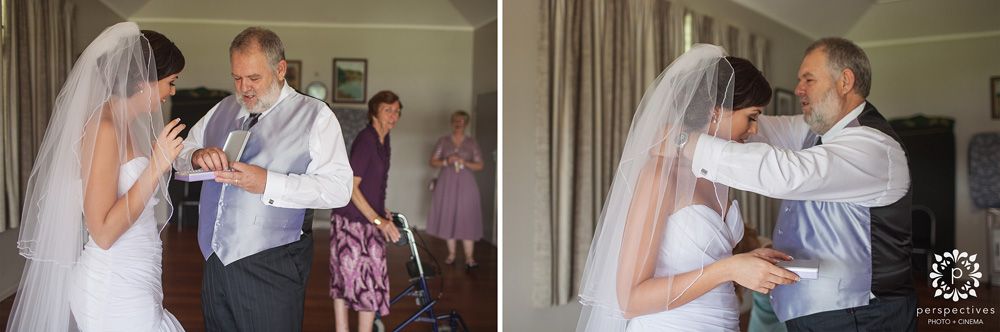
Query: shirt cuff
261 170 287 206
691 133 729 181
173 149 197 172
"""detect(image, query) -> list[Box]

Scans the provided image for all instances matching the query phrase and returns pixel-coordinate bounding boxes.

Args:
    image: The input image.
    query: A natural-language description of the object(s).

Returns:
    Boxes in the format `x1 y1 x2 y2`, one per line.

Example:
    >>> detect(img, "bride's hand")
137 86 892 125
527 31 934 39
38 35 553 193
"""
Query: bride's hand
723 250 799 294
749 247 794 264
151 118 185 174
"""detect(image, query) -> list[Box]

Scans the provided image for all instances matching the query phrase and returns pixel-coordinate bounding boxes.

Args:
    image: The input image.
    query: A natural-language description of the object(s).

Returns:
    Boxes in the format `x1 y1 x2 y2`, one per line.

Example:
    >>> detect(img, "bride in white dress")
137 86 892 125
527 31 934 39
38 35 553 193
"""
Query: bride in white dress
6 22 186 331
577 45 800 331
68 156 184 331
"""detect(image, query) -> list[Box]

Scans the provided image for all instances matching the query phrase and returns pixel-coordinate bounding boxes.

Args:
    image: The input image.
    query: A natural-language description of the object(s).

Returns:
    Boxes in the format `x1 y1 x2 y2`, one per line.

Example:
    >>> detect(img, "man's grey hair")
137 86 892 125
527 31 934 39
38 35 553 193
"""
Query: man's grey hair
230 27 285 70
806 37 871 98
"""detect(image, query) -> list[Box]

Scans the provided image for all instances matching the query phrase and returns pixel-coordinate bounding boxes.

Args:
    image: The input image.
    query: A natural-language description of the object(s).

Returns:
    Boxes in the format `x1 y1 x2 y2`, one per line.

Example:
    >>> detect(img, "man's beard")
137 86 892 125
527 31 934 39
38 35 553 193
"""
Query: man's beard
237 80 282 113
804 88 841 135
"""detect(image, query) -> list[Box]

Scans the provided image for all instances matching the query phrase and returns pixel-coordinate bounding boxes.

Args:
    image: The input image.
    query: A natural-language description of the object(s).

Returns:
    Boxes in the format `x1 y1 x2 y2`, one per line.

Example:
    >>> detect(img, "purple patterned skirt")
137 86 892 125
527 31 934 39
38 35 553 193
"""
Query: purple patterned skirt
329 213 390 316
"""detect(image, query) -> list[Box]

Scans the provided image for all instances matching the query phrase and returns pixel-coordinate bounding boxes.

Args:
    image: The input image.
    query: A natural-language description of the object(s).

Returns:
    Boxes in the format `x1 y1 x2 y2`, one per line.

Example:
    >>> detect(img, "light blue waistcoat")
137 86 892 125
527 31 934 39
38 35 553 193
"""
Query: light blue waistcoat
770 130 873 322
198 93 320 265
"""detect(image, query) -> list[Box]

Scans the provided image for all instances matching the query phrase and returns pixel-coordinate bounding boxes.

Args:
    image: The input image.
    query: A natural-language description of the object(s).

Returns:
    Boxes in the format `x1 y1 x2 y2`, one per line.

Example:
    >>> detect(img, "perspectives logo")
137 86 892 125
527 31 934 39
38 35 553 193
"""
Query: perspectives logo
929 249 983 302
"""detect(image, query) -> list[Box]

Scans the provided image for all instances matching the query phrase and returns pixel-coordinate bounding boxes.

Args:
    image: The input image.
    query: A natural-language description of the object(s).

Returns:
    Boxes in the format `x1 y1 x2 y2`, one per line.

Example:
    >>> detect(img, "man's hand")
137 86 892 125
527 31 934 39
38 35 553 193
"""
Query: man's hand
213 162 267 194
192 147 230 171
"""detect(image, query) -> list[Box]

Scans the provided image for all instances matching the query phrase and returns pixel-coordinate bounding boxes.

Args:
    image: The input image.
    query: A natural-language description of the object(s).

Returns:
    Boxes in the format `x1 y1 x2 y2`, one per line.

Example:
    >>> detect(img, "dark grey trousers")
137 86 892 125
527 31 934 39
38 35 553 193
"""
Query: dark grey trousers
202 232 314 332
785 293 917 332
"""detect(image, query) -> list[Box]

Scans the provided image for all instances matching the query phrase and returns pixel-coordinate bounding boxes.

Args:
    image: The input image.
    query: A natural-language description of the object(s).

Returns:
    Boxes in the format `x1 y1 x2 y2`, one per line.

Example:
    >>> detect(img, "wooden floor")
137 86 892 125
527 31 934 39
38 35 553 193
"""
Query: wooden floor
8 223 1000 331
1 221 498 332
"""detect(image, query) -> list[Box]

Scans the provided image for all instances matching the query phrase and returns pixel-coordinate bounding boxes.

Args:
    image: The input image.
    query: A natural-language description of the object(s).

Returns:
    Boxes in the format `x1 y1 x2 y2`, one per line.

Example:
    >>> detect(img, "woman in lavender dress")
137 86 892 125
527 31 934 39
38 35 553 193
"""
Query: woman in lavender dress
427 111 485 268
329 91 402 332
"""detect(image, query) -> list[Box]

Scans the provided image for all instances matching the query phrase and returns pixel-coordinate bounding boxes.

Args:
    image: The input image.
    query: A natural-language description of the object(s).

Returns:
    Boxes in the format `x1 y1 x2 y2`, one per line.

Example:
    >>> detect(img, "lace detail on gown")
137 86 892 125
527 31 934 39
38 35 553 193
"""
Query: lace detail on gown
626 201 745 332
69 158 183 331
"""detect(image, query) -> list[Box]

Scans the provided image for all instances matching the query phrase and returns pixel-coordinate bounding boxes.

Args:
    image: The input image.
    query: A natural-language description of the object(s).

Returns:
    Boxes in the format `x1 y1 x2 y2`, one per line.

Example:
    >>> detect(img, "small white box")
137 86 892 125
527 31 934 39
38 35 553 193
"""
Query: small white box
777 259 819 280
173 130 251 183
175 170 215 182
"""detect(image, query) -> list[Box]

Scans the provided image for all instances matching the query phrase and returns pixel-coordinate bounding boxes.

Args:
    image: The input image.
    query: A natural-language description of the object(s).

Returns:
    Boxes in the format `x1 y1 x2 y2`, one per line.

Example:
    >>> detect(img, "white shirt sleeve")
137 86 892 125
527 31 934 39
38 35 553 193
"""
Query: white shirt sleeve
690 127 909 207
173 104 220 172
260 108 354 209
749 114 811 149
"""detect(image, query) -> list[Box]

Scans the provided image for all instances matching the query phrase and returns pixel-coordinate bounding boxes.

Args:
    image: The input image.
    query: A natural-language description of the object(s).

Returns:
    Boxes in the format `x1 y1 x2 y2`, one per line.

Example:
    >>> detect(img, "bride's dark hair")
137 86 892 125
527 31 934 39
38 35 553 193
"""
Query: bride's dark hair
97 29 185 97
141 30 185 81
726 56 771 110
684 56 772 129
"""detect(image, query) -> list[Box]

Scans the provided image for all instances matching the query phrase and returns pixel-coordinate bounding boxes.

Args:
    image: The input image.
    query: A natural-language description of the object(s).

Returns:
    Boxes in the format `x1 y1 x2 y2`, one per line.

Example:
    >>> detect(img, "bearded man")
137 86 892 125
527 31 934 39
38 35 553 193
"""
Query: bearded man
173 27 353 331
687 37 916 331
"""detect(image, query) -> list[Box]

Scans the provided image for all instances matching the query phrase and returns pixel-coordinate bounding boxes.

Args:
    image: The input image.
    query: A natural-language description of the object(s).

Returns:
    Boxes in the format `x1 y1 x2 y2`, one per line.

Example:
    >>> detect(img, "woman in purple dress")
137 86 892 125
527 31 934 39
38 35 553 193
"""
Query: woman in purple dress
329 91 402 332
427 111 485 268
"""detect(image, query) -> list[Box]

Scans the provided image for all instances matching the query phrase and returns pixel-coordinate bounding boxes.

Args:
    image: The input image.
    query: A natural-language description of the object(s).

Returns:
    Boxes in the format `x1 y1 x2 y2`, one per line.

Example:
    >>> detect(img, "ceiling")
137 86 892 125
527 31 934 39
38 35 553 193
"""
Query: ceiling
101 0 497 29
730 0 1000 44
101 0 996 42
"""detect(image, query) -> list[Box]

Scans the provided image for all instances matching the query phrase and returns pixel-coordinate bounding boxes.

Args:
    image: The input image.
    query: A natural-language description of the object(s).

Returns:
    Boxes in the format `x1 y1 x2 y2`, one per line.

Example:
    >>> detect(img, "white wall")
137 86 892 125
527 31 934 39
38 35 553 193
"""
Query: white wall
502 0 813 329
473 20 497 97
0 0 124 301
137 21 474 229
861 35 1000 263
69 0 125 55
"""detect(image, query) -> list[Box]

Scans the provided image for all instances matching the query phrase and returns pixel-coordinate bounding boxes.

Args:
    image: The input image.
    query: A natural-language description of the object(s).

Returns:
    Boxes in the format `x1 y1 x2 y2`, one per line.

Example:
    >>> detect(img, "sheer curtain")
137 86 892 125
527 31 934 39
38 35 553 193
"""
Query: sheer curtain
687 8 779 239
537 0 684 306
537 3 781 307
0 0 74 233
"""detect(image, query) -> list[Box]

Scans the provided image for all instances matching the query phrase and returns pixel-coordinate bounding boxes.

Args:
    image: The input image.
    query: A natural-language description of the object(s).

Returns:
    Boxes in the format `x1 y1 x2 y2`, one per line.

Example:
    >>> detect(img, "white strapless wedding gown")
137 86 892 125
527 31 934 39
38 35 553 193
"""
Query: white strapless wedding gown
626 201 745 332
69 158 183 331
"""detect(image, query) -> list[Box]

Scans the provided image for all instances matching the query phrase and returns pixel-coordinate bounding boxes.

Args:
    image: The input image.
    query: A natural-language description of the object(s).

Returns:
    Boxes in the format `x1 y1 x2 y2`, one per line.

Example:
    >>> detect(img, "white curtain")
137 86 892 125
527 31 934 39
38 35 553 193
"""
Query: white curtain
687 9 779 240
538 0 685 306
538 2 781 307
732 31 777 237
0 0 74 233
688 9 716 46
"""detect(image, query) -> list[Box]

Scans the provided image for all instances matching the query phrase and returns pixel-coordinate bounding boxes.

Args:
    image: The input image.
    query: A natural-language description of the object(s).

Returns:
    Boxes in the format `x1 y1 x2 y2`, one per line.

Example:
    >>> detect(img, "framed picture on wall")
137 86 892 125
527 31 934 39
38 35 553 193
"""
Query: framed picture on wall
285 60 302 91
992 76 1000 120
773 88 797 116
333 58 368 103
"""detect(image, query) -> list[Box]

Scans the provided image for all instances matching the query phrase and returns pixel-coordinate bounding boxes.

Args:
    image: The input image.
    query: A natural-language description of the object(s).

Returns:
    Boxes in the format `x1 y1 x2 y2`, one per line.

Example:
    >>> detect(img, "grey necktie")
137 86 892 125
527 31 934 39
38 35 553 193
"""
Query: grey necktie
245 113 261 130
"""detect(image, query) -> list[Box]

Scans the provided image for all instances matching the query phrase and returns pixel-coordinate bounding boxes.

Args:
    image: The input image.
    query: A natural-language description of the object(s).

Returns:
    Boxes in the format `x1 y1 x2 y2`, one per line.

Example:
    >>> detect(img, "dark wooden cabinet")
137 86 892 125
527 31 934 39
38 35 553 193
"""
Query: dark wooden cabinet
167 88 230 226
890 115 955 255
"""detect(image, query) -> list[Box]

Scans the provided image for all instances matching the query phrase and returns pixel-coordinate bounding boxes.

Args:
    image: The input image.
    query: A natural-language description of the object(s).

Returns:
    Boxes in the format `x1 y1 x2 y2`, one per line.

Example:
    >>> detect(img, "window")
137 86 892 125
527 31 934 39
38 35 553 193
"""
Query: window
1 0 6 60
683 12 693 52
1 0 7 93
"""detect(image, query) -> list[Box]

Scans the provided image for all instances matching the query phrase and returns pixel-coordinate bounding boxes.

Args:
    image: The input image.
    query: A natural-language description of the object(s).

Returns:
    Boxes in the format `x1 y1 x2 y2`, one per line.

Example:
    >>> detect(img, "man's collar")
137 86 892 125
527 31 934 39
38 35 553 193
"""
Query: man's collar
820 101 866 141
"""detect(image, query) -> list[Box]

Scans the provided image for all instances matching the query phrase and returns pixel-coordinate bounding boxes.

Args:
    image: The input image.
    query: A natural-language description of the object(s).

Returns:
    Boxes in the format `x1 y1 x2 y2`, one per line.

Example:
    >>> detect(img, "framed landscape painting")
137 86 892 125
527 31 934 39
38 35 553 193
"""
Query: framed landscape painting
772 88 797 116
333 58 367 103
285 60 302 91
